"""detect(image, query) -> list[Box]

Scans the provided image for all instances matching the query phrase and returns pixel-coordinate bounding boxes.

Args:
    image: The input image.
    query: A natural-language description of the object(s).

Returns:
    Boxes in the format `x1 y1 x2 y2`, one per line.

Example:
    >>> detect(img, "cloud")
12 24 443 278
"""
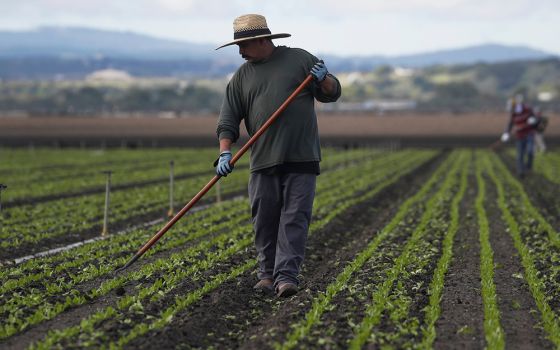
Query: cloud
0 0 558 55
2 0 558 21
313 0 558 20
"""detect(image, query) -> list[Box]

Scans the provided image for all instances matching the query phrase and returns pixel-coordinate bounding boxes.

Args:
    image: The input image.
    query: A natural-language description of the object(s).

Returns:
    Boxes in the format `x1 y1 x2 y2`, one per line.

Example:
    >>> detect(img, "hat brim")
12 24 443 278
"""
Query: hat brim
215 33 291 50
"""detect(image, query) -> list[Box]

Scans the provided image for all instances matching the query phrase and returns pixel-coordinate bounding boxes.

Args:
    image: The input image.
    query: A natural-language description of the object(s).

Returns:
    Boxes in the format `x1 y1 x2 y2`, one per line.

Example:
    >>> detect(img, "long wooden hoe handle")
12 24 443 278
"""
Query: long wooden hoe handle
116 75 314 272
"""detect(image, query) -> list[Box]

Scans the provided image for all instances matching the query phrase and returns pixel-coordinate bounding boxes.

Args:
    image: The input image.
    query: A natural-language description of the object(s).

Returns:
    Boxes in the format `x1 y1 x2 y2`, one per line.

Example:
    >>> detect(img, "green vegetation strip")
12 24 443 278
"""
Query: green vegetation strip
488 154 560 310
29 239 256 349
104 151 437 349
0 202 251 297
4 149 223 200
348 151 466 349
110 259 257 349
483 152 560 346
0 170 251 248
0 149 384 248
475 151 505 349
0 151 416 302
419 150 469 348
27 151 436 348
0 213 252 319
533 152 560 185
278 151 455 350
1 225 254 340
491 153 559 248
357 158 467 348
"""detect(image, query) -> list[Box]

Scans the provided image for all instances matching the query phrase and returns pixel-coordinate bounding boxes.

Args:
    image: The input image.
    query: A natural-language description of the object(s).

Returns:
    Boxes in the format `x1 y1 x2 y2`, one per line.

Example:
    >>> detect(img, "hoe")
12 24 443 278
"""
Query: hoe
115 74 314 274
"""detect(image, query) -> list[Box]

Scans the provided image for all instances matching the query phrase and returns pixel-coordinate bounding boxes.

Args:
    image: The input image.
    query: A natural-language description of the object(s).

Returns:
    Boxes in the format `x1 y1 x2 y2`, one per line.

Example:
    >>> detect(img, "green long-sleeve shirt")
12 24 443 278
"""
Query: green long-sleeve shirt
217 46 341 172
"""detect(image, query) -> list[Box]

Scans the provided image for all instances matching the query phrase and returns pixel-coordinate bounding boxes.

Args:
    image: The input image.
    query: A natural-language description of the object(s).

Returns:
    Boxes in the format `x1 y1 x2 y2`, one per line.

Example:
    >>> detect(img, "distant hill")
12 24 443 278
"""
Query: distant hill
323 44 556 72
0 27 244 79
0 27 557 79
0 26 231 60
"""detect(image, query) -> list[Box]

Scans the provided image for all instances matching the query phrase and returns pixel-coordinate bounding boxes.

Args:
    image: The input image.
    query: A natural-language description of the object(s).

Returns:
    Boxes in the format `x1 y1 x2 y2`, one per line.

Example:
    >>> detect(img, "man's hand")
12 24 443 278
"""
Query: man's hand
310 61 328 83
214 151 234 177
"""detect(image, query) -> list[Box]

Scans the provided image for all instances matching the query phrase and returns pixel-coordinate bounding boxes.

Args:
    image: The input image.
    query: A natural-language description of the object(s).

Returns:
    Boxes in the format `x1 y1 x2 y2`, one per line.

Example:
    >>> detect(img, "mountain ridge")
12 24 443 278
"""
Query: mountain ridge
0 26 557 79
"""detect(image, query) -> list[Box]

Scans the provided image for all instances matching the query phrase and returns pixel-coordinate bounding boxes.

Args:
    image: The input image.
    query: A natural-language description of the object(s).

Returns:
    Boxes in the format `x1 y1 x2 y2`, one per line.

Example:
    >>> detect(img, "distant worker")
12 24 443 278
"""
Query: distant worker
501 94 538 177
214 14 341 297
532 106 548 153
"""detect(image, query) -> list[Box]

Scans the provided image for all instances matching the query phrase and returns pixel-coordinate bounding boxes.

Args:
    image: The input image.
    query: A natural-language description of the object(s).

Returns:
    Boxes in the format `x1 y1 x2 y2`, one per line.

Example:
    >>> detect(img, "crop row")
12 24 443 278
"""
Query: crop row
0 150 381 291
0 148 371 200
1 148 215 188
0 148 395 251
347 153 468 349
474 151 505 349
1 148 207 173
0 150 437 345
0 167 250 250
505 148 560 186
5 151 227 201
533 151 560 185
482 151 560 346
280 149 467 349
51 149 436 349
0 149 410 291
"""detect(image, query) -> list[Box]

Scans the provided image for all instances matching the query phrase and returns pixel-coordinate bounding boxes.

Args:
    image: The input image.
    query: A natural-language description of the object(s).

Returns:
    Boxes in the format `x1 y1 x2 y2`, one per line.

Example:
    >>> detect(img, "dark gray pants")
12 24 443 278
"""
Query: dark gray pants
248 172 316 287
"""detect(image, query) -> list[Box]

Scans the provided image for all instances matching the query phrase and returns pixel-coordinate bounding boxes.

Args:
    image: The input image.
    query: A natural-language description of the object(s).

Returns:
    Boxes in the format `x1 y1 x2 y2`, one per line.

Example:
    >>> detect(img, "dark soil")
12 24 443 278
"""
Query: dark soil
123 151 447 349
484 174 554 349
433 169 485 349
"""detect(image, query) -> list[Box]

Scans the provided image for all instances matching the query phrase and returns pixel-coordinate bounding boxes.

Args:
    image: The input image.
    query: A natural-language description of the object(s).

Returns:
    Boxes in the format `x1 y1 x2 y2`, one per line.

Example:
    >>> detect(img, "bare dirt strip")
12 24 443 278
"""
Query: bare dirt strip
433 170 485 349
0 113 560 146
484 175 553 349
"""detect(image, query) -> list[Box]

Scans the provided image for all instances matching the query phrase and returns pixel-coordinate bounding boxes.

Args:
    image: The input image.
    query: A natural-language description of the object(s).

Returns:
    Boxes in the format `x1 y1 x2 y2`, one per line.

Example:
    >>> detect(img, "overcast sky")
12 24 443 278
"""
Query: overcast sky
1 0 559 56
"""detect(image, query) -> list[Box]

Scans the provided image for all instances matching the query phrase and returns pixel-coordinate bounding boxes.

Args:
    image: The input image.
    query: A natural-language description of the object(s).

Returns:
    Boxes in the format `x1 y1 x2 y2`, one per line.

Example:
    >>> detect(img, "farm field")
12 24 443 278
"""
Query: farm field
1 113 559 148
0 146 559 349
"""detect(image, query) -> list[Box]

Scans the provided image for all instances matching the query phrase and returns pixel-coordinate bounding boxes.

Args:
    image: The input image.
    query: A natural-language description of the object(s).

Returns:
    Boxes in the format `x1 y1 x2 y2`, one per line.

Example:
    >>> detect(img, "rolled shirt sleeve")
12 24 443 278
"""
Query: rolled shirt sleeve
217 78 244 142
312 73 341 103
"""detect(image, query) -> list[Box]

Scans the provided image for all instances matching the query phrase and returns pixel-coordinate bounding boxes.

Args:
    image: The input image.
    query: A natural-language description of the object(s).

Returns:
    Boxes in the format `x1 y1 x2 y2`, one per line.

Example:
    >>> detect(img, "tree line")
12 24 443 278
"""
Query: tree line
1 58 559 115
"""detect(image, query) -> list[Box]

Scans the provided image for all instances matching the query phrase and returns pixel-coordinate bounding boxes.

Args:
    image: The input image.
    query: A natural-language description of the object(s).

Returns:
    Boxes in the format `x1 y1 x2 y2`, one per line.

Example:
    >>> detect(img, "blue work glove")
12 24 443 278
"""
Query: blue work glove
214 151 234 177
310 60 328 83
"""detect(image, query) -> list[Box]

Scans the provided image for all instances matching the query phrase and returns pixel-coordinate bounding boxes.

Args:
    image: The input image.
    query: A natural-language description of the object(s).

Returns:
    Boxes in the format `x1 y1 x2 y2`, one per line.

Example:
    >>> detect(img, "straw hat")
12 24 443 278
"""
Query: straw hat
216 14 290 50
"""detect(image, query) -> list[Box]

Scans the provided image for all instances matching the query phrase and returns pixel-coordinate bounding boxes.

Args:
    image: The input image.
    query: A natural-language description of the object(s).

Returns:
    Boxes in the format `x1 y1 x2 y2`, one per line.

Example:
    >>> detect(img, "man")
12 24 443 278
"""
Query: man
501 94 537 177
214 14 341 297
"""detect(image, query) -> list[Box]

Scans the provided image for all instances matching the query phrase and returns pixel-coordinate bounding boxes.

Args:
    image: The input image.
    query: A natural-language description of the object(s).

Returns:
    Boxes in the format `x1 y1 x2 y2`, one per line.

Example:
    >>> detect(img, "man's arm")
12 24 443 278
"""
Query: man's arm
310 61 341 102
318 74 338 97
220 138 233 153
